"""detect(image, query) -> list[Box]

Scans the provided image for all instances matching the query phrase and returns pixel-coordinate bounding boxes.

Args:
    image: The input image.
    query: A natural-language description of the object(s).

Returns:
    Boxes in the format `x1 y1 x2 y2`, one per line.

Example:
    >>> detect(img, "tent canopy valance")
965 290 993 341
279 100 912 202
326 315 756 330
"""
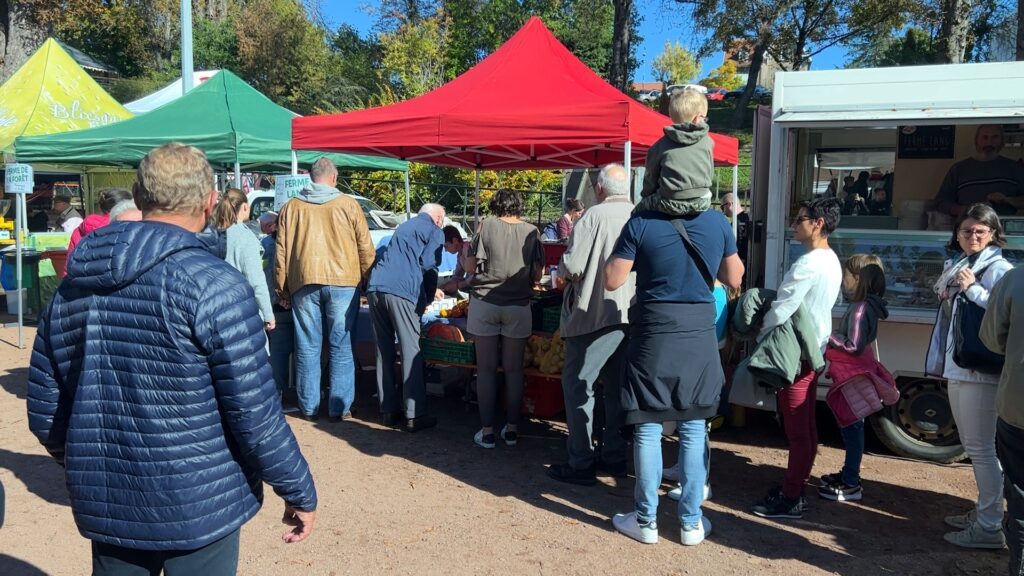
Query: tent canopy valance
14 70 407 173
292 17 738 170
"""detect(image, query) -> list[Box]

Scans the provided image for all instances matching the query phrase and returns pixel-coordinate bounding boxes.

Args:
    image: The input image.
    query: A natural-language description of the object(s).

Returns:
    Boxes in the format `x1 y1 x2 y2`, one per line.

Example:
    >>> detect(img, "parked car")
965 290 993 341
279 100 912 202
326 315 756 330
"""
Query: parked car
666 83 708 96
637 89 660 103
247 189 400 248
724 85 772 102
706 88 727 101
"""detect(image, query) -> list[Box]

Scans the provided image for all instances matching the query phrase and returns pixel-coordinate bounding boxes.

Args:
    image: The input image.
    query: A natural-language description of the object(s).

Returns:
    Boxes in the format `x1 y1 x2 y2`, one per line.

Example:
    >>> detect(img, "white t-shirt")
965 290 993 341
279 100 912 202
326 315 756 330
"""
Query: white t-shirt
760 247 843 350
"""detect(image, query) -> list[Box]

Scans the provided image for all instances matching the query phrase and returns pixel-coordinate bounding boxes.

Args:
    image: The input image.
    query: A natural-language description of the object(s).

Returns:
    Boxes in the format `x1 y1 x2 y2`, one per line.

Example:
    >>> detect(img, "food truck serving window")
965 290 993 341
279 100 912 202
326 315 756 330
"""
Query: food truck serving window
783 124 1024 317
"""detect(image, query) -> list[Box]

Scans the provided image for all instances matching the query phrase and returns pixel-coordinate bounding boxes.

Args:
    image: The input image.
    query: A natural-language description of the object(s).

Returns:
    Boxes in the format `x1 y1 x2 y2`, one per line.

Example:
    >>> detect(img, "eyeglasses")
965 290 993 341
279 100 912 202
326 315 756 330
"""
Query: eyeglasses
793 216 814 225
958 228 992 238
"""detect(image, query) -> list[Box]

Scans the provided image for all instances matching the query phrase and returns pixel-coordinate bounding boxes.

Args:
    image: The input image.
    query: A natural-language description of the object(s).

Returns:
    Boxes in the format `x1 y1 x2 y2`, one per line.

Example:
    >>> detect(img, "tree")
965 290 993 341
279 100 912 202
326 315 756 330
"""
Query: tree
608 0 635 91
651 41 699 85
378 14 453 98
1018 0 1024 59
700 60 743 89
0 0 57 79
936 0 974 63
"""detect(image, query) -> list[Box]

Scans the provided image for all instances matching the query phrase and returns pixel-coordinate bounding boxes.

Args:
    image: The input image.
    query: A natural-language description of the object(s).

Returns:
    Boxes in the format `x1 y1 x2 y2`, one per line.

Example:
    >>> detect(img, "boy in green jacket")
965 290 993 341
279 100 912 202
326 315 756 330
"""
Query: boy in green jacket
635 87 715 216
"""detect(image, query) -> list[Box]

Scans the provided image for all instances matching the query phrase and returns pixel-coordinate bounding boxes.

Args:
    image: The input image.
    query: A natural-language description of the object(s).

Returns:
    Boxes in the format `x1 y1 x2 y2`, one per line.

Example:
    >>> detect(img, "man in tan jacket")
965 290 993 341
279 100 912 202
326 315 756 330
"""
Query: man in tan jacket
275 157 375 422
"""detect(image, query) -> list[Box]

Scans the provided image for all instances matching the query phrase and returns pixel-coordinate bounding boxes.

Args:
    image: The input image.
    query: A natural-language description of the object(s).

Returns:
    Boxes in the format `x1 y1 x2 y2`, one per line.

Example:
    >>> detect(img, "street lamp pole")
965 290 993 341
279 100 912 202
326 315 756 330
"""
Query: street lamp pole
181 0 194 95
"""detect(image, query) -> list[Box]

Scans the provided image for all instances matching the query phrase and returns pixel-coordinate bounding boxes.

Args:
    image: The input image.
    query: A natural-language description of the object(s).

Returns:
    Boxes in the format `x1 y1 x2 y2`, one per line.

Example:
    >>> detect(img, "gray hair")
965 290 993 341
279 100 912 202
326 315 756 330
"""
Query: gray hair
309 157 338 182
598 164 629 197
419 203 446 218
108 199 139 222
135 142 214 215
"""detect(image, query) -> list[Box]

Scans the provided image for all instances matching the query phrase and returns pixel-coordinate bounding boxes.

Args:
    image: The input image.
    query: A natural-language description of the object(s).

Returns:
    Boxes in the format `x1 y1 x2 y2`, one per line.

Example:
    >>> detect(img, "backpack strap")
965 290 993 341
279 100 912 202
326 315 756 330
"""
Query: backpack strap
669 218 714 291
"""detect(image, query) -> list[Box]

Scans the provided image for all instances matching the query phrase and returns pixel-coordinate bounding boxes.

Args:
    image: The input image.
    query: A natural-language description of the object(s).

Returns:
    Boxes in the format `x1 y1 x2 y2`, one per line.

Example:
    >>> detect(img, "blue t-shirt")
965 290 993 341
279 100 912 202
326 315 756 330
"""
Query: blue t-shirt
612 210 737 304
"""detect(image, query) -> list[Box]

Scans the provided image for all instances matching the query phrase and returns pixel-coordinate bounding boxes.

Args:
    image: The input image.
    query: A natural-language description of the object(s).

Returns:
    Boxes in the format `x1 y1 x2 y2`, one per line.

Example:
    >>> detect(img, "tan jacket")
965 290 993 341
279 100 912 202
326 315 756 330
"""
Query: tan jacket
274 192 375 299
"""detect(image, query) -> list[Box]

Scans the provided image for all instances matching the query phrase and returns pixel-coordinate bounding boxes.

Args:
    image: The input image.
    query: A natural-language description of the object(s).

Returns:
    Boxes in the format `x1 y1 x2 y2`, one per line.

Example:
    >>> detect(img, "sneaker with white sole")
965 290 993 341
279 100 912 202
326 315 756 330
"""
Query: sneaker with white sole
499 425 517 447
943 521 1006 550
944 509 977 530
680 516 712 546
668 484 712 502
473 429 495 449
817 480 863 502
612 511 658 544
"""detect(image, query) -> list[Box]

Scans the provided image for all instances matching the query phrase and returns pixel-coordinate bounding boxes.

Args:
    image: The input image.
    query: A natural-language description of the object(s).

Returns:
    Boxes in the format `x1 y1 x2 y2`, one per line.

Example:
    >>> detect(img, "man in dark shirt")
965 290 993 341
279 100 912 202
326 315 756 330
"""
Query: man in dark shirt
935 124 1024 216
721 193 751 265
367 203 445 432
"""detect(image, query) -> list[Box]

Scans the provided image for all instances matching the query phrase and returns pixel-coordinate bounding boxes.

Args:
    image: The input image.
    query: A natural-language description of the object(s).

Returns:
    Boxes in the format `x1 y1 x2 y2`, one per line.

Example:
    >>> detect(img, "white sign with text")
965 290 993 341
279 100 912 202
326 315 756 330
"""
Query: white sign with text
5 163 34 194
275 174 311 210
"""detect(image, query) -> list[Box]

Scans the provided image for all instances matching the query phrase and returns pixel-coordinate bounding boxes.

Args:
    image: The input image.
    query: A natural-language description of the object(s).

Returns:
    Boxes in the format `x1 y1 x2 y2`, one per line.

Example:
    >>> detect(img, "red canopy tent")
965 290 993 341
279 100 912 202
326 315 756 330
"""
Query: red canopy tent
291 17 738 171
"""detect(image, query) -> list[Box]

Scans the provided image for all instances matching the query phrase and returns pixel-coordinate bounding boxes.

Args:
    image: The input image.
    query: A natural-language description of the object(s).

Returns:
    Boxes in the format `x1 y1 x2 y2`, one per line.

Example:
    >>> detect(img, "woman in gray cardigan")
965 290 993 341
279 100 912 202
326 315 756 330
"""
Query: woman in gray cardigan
213 188 276 330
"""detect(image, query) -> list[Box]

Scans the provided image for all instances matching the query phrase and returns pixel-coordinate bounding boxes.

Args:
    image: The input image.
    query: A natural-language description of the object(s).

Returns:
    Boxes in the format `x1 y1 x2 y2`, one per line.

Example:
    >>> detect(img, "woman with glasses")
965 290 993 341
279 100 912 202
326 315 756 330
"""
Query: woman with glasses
927 203 1013 550
751 197 843 520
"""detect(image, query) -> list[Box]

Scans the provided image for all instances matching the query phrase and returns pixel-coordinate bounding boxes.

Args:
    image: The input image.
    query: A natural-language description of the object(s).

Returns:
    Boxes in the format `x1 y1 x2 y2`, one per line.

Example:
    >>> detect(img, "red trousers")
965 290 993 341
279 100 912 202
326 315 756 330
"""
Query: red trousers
779 364 819 500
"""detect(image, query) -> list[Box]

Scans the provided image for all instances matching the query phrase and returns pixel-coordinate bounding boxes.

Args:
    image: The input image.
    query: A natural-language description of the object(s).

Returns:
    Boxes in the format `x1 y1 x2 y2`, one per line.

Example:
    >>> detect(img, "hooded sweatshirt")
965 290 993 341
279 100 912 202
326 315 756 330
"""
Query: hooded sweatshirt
636 122 715 216
27 220 317 550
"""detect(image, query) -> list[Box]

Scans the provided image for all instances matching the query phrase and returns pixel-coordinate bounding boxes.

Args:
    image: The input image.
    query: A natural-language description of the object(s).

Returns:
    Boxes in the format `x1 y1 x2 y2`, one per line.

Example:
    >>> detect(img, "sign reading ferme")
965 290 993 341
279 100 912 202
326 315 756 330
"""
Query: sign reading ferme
4 163 34 194
898 125 956 159
274 174 311 210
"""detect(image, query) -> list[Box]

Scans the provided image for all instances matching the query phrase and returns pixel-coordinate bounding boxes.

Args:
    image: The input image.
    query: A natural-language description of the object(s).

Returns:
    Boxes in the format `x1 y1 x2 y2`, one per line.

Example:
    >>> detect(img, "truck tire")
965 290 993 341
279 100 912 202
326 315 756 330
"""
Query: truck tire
869 377 966 464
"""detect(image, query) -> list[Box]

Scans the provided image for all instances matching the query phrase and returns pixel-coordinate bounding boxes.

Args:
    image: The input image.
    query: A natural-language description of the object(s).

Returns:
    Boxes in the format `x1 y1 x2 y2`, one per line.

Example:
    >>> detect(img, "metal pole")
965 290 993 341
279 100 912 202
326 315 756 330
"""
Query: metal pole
290 150 298 175
623 141 632 201
474 169 481 231
234 161 241 189
180 0 194 95
732 165 739 238
404 169 411 219
15 192 24 348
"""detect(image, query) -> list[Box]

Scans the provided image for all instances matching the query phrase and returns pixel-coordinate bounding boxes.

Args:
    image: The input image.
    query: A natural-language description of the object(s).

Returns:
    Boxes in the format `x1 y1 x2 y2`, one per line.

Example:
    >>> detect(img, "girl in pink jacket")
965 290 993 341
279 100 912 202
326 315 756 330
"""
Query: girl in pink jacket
819 254 897 502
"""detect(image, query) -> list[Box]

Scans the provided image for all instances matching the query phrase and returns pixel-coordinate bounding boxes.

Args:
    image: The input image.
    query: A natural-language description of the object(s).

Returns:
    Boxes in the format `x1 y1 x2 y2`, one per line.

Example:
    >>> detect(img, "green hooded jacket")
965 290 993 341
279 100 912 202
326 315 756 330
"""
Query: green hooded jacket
636 121 714 217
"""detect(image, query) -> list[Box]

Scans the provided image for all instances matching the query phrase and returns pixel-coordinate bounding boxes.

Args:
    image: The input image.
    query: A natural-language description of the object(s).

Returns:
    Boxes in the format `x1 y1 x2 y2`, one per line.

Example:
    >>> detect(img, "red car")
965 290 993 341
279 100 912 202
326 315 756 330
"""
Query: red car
706 88 727 101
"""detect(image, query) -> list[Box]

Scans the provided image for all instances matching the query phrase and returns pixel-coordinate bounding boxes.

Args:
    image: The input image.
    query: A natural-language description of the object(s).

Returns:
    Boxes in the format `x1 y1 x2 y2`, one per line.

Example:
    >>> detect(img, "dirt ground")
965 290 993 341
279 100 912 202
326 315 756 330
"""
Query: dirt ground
0 324 1008 576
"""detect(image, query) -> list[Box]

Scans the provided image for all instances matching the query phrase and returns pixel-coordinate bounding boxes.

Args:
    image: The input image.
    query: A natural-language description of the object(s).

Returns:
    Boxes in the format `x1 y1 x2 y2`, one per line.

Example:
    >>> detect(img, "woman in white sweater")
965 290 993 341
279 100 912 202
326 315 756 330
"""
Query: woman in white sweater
213 188 275 331
926 203 1012 550
752 197 843 520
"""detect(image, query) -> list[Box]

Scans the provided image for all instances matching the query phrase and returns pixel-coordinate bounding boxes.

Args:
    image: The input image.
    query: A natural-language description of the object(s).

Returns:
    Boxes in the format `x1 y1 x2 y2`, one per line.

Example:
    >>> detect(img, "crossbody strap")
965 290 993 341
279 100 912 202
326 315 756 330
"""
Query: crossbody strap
669 218 714 291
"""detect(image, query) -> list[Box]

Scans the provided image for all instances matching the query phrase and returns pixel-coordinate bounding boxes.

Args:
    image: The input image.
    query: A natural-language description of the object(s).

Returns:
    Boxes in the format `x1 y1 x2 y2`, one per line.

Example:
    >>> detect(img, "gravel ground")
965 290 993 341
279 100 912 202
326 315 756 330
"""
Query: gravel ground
0 325 1007 576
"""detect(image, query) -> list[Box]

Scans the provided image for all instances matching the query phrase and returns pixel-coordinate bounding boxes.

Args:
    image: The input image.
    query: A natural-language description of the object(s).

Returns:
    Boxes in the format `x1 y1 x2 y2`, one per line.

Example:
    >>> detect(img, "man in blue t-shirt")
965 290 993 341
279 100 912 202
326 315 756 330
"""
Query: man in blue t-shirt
367 204 446 432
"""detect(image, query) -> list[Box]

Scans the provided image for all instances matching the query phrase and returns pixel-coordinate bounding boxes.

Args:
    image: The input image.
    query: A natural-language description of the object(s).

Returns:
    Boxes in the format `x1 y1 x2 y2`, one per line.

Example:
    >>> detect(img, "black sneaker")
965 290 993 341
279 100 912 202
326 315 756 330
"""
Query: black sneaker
405 415 438 433
752 489 806 519
597 459 628 478
547 463 598 486
820 471 844 486
818 480 863 502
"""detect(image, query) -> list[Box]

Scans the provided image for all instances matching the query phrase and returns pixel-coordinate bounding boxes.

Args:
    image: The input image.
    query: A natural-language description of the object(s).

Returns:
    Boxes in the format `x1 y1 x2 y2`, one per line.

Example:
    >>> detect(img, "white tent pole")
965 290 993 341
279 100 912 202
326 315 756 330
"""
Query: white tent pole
623 140 632 200
15 192 24 348
180 0 194 94
291 150 298 175
404 169 411 219
474 169 481 231
234 161 241 189
732 165 739 238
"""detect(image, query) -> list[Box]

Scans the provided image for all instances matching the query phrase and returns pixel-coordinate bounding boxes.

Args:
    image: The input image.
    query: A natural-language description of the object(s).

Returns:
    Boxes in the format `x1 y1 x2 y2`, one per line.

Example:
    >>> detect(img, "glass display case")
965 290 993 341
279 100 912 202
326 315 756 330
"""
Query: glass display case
785 229 1024 321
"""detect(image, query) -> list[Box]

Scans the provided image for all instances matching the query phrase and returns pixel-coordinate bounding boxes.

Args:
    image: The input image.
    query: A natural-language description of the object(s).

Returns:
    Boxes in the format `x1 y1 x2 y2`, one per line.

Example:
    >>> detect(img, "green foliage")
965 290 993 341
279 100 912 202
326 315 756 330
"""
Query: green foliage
700 60 742 90
378 14 453 98
193 16 238 70
55 0 154 77
651 41 699 85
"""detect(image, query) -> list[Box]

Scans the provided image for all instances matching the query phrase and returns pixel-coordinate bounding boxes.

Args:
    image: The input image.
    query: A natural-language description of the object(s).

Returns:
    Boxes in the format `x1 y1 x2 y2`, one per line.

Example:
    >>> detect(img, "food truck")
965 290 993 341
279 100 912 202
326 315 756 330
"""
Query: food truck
755 62 1024 463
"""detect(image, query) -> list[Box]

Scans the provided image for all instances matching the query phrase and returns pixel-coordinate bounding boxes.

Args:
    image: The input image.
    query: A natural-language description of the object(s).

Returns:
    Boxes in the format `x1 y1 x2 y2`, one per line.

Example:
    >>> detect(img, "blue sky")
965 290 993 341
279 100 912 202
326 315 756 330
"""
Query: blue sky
322 2 848 82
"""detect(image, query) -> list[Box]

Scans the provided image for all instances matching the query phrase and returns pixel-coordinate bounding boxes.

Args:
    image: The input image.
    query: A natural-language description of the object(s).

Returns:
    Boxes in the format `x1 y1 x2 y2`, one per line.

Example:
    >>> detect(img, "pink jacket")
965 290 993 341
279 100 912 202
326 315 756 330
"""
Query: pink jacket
825 346 899 428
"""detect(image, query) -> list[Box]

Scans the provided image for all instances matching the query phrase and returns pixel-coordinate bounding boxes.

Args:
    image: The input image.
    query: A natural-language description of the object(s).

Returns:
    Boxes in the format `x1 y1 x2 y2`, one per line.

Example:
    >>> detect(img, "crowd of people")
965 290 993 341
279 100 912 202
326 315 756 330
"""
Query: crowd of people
20 90 1024 576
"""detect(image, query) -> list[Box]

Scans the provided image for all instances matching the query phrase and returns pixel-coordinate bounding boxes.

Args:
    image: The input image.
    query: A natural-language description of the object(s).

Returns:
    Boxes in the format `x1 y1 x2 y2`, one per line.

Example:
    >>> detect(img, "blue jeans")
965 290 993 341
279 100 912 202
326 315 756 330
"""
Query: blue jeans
634 419 706 528
268 310 295 394
292 284 358 418
840 419 865 486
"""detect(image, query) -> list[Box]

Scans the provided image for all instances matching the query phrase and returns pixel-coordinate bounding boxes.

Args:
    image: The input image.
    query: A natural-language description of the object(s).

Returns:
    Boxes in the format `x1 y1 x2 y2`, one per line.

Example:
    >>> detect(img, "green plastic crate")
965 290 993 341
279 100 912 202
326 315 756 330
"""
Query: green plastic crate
421 337 476 364
542 306 560 333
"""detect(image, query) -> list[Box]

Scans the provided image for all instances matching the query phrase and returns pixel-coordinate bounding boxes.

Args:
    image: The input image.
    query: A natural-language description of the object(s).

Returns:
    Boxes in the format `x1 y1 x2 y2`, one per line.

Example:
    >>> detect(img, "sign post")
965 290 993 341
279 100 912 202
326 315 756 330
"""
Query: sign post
274 174 311 211
5 163 33 348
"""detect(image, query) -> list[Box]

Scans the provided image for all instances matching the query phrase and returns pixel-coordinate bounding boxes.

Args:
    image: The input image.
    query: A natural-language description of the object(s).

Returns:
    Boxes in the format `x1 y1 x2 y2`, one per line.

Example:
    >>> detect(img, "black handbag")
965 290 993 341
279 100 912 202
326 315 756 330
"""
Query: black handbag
951 291 1004 374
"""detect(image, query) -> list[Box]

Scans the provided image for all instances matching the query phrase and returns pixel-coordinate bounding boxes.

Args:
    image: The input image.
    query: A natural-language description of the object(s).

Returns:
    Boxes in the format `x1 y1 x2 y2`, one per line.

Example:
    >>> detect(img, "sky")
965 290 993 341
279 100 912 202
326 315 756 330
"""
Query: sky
321 2 849 83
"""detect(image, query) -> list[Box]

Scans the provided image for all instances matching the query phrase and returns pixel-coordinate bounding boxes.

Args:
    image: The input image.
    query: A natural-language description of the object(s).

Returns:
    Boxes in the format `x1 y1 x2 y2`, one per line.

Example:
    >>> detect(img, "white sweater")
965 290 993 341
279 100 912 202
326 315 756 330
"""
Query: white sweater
761 247 843 350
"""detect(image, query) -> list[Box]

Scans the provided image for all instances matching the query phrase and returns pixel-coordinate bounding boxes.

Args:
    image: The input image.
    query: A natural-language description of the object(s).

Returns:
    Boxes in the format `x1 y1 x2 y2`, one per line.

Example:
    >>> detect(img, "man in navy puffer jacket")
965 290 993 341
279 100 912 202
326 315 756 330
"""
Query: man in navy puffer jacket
26 143 318 575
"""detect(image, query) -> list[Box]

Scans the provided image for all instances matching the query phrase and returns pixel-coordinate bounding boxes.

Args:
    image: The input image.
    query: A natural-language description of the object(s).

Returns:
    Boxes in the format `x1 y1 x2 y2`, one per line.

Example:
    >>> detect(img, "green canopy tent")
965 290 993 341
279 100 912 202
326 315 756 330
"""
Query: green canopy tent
13 70 407 178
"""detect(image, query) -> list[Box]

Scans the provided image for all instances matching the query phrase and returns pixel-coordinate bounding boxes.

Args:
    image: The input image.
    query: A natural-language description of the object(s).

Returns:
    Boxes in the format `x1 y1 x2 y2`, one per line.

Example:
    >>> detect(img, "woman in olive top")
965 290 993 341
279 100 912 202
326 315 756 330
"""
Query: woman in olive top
465 189 545 449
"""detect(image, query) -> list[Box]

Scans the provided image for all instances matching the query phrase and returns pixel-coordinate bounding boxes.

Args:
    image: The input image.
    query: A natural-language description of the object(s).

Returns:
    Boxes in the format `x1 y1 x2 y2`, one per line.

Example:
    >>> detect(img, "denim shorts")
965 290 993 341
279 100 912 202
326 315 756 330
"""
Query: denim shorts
467 298 532 338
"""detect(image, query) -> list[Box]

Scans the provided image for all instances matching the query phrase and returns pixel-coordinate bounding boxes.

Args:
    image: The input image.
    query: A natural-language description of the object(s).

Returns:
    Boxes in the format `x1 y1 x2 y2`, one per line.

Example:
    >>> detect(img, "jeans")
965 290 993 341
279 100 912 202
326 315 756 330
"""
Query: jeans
368 291 427 419
949 380 1003 532
779 364 818 500
267 310 295 394
634 419 706 528
561 327 628 470
92 529 240 575
840 420 865 486
997 418 1024 576
292 284 358 418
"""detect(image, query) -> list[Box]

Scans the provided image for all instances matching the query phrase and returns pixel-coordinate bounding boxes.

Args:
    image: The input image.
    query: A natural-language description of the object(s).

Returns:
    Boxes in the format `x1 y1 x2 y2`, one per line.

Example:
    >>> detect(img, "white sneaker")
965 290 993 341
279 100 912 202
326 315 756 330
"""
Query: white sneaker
662 466 679 483
612 511 658 544
499 425 517 447
944 509 977 530
473 429 495 449
680 516 712 546
667 483 711 502
943 521 1006 550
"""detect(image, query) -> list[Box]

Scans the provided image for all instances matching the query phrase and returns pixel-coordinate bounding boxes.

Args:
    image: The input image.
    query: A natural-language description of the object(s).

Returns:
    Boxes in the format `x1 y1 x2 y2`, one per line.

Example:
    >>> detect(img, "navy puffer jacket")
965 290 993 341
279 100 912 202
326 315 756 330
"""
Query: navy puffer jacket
27 221 317 550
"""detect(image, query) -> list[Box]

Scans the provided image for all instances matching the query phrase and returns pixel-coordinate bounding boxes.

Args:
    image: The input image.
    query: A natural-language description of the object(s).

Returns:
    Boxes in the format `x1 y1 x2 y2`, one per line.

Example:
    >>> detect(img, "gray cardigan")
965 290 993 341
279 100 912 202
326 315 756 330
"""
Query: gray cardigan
225 223 274 322
557 197 635 338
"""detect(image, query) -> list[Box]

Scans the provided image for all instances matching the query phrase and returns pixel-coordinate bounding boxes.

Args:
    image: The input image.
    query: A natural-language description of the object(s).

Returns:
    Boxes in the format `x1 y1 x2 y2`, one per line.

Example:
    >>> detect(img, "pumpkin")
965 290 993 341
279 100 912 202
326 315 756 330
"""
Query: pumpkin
427 323 465 342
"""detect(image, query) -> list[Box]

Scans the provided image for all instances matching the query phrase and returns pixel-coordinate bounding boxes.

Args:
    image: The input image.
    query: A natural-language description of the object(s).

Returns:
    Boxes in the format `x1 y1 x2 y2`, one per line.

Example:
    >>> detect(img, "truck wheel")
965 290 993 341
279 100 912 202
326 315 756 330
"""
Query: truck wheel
869 377 966 464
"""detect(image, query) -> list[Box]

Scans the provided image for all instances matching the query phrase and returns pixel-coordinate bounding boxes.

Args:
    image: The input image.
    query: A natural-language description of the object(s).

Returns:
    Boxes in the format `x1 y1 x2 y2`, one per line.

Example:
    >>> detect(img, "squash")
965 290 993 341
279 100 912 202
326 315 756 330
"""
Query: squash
426 323 465 342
